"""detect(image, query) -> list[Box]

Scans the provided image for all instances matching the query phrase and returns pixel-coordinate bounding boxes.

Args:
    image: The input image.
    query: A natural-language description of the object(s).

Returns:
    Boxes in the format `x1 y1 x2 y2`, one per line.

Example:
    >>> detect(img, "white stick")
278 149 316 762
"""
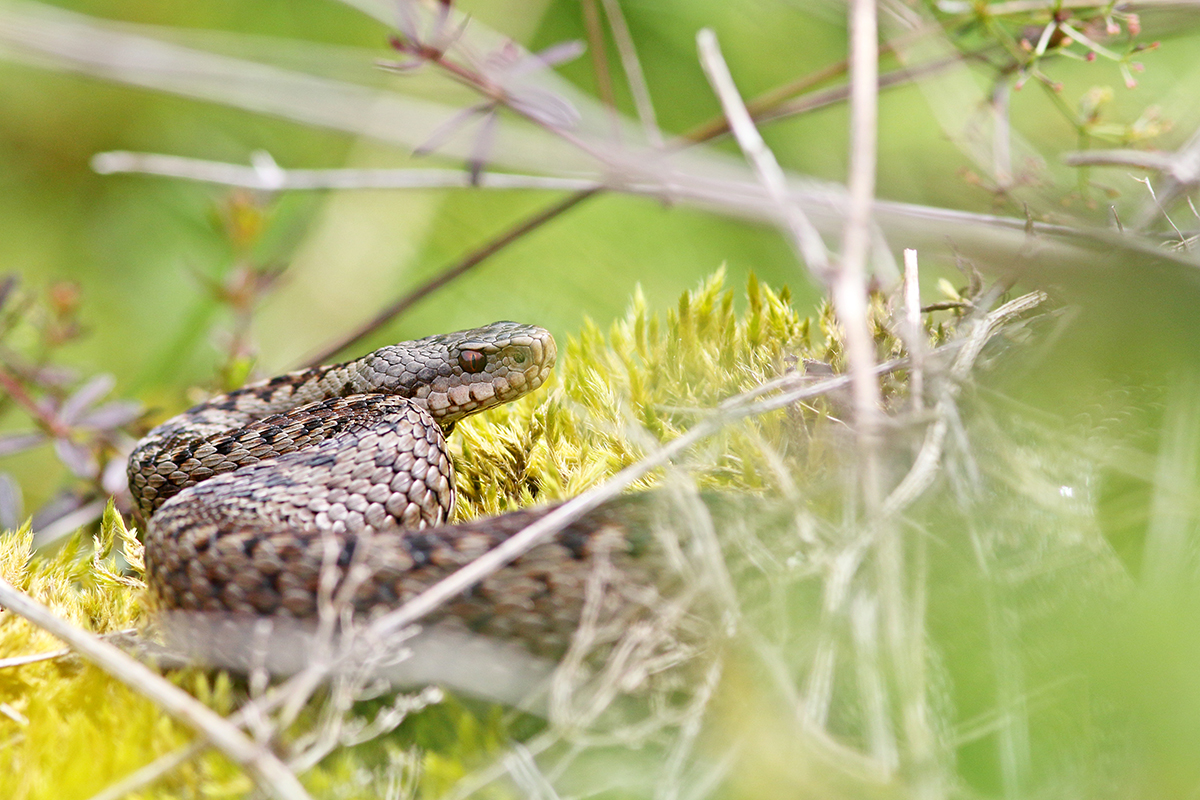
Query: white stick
695 28 831 276
903 248 924 411
598 0 663 148
836 0 883 441
93 151 603 192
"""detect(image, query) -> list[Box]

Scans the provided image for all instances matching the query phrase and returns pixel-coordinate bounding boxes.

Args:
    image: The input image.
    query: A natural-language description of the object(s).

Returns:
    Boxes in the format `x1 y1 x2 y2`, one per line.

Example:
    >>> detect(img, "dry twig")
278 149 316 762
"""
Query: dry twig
597 0 662 148
696 29 831 278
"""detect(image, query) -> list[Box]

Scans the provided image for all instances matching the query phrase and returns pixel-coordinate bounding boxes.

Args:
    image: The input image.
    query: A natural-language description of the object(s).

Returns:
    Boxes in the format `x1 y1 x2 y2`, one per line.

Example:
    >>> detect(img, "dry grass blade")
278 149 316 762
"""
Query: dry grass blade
837 0 883 442
92 151 604 192
598 0 662 147
581 0 619 140
695 28 830 277
85 743 208 800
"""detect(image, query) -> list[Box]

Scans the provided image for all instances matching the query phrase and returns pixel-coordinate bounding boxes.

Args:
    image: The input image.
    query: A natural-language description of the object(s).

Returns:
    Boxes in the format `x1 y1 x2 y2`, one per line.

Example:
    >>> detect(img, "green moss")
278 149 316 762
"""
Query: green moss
452 267 828 518
0 270 838 799
0 513 261 799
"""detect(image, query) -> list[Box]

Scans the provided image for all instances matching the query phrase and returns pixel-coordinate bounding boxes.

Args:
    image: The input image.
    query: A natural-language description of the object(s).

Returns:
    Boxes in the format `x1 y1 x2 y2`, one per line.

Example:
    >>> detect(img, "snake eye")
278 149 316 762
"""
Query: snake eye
458 349 486 374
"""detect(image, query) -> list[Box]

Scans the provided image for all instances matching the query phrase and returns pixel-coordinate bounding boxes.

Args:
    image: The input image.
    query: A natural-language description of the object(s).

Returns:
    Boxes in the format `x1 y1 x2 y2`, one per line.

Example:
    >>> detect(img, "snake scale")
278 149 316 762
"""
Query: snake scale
128 322 653 657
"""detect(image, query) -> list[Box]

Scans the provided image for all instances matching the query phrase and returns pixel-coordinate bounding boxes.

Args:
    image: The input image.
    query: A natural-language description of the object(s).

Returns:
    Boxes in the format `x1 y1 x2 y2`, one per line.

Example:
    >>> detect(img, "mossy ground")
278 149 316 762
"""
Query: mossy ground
3 270 1177 799
0 270 843 800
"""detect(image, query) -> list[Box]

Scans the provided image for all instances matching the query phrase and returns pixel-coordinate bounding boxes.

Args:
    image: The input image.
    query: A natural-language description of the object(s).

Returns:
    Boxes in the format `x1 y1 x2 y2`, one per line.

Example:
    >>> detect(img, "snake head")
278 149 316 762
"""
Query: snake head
364 321 556 426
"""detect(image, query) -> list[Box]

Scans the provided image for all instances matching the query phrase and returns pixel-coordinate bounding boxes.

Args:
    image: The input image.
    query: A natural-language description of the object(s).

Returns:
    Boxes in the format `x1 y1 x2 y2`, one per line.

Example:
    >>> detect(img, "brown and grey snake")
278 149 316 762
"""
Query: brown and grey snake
128 321 665 657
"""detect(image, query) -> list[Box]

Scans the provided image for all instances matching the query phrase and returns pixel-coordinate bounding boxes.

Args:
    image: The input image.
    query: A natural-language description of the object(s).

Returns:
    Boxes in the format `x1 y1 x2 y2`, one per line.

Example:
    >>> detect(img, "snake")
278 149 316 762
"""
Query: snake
126 321 657 658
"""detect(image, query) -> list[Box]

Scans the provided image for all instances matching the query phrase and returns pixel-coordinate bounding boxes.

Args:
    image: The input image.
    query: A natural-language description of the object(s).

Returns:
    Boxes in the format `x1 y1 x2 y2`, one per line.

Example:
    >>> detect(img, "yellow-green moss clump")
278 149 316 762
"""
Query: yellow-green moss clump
0 270 842 800
0 508 259 800
452 268 826 517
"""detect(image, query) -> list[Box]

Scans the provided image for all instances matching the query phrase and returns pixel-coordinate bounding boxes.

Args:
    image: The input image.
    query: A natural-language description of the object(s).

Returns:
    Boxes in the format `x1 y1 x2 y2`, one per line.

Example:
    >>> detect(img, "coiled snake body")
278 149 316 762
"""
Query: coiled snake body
127 322 638 655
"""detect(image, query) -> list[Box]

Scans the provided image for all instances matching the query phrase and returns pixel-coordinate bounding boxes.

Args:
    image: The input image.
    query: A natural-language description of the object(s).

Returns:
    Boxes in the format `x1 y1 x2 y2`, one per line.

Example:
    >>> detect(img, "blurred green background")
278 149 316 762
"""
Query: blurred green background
3 0 1194 398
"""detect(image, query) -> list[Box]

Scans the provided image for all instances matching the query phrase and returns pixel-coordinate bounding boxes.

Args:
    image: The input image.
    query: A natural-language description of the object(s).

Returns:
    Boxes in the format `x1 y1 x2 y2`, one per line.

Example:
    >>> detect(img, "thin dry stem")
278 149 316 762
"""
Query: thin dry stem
1063 149 1181 171
755 53 963 128
837 0 883 441
93 151 604 192
882 290 1047 518
835 3 905 770
0 647 71 669
1076 124 1200 230
0 364 70 438
0 628 138 670
695 28 830 276
598 0 662 148
851 592 898 770
903 248 925 411
86 743 208 800
581 0 621 140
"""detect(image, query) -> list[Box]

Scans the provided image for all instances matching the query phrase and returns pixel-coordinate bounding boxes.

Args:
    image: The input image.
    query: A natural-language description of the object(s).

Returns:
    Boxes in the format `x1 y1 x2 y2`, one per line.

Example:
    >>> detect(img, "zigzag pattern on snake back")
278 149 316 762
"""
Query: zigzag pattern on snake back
127 322 652 656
